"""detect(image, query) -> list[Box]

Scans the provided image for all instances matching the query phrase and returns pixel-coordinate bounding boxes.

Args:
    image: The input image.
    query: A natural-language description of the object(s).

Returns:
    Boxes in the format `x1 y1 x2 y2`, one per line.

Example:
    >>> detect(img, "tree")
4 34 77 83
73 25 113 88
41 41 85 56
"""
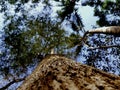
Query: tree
80 0 120 74
0 0 69 89
0 0 120 89
17 55 120 90
82 0 120 26
56 0 120 75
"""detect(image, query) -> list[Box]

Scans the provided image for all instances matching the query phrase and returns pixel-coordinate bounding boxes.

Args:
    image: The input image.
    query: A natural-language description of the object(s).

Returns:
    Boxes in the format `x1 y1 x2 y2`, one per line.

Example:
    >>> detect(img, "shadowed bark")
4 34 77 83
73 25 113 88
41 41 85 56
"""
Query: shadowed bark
17 55 120 90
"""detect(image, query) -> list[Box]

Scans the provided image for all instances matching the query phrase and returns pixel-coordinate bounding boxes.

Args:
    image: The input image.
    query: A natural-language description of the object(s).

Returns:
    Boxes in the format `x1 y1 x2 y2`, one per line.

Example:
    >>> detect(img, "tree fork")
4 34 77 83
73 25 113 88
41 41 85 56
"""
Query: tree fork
80 26 120 50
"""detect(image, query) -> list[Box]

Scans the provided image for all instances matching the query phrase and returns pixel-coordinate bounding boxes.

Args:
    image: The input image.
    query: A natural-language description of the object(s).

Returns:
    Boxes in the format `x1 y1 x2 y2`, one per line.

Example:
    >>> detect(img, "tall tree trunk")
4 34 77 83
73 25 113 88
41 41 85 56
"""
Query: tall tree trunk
17 55 120 90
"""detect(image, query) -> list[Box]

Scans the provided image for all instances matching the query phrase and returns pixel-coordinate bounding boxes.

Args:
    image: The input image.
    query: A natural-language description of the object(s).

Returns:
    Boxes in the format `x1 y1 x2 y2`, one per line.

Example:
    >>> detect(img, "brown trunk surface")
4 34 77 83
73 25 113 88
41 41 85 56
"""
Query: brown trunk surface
17 55 120 90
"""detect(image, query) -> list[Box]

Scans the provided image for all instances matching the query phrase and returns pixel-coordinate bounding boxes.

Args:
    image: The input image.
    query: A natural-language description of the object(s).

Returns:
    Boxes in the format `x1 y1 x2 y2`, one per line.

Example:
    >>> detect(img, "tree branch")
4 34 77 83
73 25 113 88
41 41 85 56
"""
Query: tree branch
0 77 25 90
88 45 120 50
88 26 120 36
79 26 120 50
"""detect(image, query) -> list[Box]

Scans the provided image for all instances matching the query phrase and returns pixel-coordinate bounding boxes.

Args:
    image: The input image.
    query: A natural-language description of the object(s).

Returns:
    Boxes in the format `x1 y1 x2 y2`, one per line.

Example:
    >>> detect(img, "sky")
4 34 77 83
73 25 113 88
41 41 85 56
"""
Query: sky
0 0 98 32
0 1 98 64
0 13 4 30
0 0 99 89
0 0 120 89
0 0 98 54
78 5 98 30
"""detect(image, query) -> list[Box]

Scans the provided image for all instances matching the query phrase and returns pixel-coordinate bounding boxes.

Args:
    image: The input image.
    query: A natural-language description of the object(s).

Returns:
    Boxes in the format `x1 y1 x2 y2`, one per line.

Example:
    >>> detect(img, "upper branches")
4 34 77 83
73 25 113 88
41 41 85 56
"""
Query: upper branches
81 26 120 50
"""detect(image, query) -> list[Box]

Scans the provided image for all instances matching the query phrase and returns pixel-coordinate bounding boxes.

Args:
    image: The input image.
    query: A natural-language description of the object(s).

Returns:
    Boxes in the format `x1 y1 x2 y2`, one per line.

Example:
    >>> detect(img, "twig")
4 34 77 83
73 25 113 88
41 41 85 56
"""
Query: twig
0 77 25 90
88 45 120 50
79 30 120 50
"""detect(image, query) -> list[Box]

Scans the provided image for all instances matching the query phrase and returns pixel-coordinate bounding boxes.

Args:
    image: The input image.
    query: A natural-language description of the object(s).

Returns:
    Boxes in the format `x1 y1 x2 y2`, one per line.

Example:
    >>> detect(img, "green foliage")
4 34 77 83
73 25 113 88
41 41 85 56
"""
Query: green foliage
0 1 85 83
0 0 120 89
8 0 39 4
57 0 76 20
83 0 120 26
67 33 81 48
0 0 70 79
56 0 84 35
2 17 68 77
1 0 119 77
80 0 120 75
27 19 67 54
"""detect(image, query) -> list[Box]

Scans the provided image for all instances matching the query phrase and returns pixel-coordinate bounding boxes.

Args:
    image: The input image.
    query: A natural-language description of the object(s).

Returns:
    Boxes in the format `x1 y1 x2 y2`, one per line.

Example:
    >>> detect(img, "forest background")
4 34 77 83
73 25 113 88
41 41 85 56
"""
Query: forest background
0 0 120 89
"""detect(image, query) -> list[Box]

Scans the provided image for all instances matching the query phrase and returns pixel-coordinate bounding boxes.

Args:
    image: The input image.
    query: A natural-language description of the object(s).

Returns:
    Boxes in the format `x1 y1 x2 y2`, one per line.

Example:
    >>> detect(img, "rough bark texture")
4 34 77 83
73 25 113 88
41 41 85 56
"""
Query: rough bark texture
17 55 120 90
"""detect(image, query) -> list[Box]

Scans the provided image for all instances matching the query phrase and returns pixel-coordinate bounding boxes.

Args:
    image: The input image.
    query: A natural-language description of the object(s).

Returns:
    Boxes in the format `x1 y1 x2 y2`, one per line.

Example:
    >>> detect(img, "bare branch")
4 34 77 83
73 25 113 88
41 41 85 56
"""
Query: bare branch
78 26 120 50
88 45 120 50
0 77 25 90
88 26 120 36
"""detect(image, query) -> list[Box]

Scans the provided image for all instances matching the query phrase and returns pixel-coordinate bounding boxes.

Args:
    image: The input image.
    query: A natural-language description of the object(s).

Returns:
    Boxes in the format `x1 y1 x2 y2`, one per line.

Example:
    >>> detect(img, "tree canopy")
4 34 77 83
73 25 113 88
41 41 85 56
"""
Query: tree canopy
82 0 120 26
0 0 120 89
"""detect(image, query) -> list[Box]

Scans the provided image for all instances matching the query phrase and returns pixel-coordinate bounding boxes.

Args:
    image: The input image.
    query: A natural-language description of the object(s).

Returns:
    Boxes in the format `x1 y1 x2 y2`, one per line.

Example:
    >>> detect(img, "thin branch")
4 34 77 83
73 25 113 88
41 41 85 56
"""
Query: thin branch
78 27 120 50
0 77 25 90
88 45 120 50
78 31 88 45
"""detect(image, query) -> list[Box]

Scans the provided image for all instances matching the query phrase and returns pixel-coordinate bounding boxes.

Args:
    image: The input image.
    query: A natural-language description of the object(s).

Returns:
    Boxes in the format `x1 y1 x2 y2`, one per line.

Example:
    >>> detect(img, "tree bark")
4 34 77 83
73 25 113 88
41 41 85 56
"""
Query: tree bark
17 55 120 90
88 26 120 36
